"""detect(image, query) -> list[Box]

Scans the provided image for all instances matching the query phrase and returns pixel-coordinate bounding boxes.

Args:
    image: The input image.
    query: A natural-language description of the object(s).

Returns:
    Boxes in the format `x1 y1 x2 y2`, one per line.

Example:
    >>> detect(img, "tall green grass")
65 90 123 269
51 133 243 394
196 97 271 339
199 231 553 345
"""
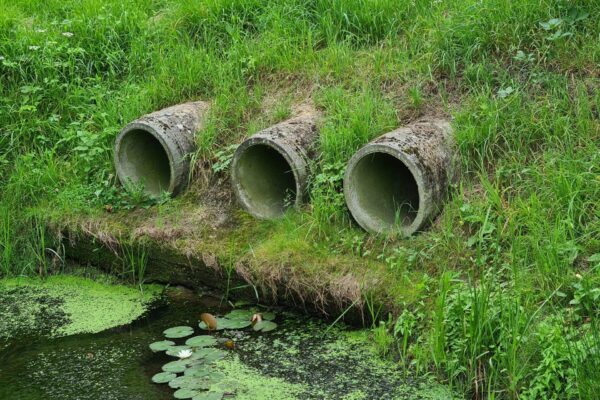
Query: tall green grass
1 0 599 397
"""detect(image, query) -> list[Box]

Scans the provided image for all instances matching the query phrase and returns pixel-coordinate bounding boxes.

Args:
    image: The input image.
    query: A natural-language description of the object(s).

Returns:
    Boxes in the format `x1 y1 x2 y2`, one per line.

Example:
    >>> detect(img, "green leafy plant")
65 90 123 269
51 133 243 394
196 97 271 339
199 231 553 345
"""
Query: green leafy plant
199 309 277 332
150 326 232 399
150 308 278 399
212 144 239 174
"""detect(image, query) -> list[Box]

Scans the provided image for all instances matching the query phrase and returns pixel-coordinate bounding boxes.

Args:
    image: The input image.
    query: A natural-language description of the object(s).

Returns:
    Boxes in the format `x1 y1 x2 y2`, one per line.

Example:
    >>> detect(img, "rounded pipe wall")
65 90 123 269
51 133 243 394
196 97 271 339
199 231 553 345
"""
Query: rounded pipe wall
114 101 209 197
344 119 454 236
231 114 319 219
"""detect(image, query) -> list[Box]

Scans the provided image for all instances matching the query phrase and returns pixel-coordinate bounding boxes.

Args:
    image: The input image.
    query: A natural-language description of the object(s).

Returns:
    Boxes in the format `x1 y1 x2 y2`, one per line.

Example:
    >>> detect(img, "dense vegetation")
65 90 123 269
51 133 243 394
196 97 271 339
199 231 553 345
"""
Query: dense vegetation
1 0 599 398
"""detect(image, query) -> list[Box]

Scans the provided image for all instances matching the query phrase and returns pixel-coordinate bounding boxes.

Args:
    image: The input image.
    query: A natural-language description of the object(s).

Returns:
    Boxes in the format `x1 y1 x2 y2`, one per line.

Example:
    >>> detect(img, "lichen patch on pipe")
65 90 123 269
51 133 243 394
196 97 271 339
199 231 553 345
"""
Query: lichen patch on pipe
231 114 319 219
344 119 454 236
114 101 209 197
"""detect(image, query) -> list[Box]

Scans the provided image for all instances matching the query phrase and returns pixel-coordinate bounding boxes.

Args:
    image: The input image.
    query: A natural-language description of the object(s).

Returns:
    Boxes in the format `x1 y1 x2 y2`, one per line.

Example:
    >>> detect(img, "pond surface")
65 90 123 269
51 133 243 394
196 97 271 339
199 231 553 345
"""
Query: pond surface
0 286 452 400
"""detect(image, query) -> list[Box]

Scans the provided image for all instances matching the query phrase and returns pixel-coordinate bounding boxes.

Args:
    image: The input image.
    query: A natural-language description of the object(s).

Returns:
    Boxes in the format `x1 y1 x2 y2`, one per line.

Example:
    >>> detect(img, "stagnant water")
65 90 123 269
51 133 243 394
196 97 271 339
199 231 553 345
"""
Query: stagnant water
0 288 451 400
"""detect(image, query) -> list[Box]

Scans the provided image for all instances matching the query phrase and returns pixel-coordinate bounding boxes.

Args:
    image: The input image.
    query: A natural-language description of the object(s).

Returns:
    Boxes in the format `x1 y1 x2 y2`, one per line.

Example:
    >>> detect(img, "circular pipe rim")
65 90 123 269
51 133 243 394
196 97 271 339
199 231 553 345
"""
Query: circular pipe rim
231 136 304 219
114 122 177 196
343 143 429 236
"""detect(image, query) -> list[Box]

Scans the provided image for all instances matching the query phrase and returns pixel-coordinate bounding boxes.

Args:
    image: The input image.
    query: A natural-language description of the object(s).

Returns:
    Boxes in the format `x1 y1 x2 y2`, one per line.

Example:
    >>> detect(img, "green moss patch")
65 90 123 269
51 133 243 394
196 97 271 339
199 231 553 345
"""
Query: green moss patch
0 275 161 339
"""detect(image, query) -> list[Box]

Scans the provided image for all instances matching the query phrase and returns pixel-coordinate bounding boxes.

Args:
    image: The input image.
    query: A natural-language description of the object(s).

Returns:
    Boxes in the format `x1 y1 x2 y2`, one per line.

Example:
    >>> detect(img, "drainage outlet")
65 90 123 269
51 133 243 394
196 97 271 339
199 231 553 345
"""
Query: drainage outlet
231 114 319 219
344 120 453 236
114 101 209 197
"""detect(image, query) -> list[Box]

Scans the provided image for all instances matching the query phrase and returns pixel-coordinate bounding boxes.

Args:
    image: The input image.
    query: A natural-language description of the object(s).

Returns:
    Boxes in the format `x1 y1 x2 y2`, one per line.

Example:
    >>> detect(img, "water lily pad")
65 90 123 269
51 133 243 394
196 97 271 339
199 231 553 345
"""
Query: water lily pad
213 379 239 393
174 388 201 399
166 345 192 357
193 392 224 400
199 317 251 331
261 311 276 321
162 359 188 373
184 365 213 377
186 335 217 347
219 318 252 329
224 309 254 320
253 320 278 332
164 326 194 338
169 375 211 390
151 371 176 383
199 348 227 363
149 340 175 352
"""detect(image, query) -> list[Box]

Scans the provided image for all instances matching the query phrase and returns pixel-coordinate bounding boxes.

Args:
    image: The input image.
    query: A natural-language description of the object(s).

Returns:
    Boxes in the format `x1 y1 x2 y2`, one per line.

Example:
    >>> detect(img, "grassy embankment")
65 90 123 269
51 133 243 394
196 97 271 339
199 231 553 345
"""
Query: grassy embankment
1 0 600 398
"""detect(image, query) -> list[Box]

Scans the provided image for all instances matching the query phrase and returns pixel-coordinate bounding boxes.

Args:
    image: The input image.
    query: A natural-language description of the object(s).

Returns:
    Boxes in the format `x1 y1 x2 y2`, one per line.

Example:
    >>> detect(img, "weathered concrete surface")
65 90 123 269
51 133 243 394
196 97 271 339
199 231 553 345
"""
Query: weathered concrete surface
114 101 210 197
344 120 454 235
231 113 319 219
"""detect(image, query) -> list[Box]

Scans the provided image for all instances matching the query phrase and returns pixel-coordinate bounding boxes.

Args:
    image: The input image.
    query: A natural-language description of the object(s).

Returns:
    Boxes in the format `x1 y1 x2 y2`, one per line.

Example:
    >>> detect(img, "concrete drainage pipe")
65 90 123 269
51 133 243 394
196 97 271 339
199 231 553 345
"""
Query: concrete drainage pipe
114 101 209 197
343 119 454 236
231 114 319 219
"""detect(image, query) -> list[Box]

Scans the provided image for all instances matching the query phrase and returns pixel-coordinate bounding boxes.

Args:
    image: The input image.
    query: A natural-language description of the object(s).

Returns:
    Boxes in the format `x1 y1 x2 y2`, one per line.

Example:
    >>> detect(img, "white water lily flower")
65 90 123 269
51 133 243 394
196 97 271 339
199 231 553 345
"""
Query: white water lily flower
177 349 193 359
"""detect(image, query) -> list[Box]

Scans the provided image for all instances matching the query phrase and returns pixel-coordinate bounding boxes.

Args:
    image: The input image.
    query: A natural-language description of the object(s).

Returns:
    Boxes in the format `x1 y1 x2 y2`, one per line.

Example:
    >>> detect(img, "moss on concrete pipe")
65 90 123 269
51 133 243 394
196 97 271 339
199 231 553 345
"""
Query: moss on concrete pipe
344 119 454 236
231 114 319 219
114 101 209 197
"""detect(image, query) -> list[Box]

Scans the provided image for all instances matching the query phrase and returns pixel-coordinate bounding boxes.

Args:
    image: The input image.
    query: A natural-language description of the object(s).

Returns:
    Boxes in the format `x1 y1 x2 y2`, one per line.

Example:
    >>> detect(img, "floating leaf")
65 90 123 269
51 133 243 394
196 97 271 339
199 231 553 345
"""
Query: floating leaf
169 375 211 390
166 345 192 357
184 365 213 377
253 320 278 332
200 313 218 330
224 309 254 320
149 340 175 352
186 335 218 347
200 348 227 363
164 326 194 339
199 317 250 330
192 391 224 400
261 312 276 321
162 360 188 373
220 318 252 330
212 379 239 393
151 371 176 384
174 388 201 399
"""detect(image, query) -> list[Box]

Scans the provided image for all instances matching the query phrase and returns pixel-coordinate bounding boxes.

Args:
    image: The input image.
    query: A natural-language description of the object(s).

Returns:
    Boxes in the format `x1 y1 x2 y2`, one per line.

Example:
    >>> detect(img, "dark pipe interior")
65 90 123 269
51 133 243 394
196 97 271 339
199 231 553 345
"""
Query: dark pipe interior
352 152 419 228
118 129 171 196
235 144 297 217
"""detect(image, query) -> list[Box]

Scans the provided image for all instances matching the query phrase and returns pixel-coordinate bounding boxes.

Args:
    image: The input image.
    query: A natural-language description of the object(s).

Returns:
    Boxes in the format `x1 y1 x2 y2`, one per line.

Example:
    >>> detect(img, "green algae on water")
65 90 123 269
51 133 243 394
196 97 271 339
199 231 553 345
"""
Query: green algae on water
215 356 306 400
0 275 161 339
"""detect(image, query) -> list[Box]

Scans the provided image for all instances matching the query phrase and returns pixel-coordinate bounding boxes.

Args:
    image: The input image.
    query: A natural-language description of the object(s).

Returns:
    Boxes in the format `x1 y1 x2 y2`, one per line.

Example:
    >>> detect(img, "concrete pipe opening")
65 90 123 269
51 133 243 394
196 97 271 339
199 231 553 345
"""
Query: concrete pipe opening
115 128 172 197
114 101 209 198
345 150 421 234
231 114 319 219
232 143 298 219
344 120 454 236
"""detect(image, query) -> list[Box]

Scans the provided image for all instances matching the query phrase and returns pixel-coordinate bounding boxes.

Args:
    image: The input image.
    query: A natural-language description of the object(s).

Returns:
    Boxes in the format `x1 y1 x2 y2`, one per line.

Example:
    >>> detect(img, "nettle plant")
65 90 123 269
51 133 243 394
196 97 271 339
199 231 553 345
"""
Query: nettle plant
149 309 278 400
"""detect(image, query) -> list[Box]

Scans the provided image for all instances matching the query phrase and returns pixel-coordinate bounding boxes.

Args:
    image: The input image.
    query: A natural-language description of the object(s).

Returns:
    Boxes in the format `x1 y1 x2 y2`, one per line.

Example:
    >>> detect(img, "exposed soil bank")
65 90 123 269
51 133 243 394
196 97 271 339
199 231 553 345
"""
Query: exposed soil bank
54 197 424 325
